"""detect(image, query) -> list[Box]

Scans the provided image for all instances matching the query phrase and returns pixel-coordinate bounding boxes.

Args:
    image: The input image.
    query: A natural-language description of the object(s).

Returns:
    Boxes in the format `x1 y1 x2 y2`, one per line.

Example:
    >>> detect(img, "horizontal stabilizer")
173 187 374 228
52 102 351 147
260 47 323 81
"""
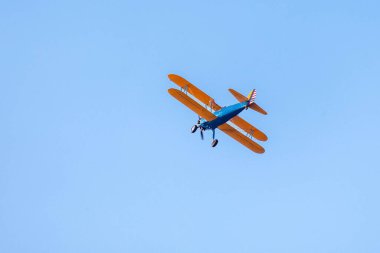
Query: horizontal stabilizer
228 88 247 102
229 88 267 115
249 103 267 115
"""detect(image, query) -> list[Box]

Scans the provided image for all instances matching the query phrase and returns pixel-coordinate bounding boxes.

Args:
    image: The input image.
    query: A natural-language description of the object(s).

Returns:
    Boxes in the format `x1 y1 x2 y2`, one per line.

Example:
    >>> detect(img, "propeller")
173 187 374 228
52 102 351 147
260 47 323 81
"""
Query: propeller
197 116 204 140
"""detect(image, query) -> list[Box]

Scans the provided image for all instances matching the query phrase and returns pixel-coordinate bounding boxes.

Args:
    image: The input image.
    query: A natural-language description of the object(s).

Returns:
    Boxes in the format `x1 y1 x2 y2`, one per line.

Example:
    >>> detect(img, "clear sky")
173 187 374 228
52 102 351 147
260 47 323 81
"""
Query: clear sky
1 0 380 252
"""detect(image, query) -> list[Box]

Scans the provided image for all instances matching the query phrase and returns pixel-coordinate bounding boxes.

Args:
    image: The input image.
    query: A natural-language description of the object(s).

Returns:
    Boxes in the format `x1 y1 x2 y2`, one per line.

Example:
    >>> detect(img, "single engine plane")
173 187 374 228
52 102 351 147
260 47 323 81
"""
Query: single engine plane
168 74 268 154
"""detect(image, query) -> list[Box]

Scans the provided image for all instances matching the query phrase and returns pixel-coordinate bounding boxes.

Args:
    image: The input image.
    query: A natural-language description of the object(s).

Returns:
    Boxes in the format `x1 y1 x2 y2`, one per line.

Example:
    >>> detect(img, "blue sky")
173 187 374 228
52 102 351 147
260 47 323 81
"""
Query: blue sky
1 0 380 252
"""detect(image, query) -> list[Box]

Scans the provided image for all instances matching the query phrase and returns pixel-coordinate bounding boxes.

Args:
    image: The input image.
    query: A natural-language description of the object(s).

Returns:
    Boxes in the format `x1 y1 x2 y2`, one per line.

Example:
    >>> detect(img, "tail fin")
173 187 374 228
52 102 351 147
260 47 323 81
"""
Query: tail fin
247 89 257 105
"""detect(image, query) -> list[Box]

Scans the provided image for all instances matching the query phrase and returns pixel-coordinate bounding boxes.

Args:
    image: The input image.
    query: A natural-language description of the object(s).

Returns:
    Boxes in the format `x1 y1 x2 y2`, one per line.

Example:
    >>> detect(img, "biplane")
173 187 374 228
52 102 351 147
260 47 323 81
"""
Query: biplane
168 74 268 154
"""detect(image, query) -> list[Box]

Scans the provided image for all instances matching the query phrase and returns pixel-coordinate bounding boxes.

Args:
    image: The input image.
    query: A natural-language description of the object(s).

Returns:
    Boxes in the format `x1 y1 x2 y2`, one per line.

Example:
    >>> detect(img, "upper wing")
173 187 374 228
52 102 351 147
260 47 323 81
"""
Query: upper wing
229 116 268 141
168 88 217 121
168 74 222 110
218 123 265 154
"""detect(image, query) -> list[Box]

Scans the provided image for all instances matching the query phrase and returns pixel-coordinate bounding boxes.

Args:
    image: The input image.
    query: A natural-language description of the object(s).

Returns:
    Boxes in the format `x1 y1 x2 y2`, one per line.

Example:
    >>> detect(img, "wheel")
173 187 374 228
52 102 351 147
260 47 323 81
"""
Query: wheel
191 125 198 133
211 139 218 147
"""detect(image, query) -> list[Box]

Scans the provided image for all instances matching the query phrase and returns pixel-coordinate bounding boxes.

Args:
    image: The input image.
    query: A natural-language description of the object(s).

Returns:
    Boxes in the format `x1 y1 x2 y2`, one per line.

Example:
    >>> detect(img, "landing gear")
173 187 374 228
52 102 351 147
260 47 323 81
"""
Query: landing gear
211 129 218 147
191 125 219 147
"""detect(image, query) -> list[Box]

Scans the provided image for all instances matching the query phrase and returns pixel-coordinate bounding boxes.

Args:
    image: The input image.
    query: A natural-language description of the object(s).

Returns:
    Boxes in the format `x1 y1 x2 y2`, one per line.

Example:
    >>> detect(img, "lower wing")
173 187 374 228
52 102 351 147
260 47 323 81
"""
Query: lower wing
168 74 222 111
218 123 265 154
229 116 268 142
168 88 217 121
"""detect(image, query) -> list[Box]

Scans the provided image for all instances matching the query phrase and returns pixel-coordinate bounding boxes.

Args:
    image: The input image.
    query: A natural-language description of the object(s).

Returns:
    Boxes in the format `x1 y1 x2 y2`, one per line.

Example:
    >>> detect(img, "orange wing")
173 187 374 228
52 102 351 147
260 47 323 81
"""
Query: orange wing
218 123 265 154
229 116 268 141
168 74 222 111
168 88 217 121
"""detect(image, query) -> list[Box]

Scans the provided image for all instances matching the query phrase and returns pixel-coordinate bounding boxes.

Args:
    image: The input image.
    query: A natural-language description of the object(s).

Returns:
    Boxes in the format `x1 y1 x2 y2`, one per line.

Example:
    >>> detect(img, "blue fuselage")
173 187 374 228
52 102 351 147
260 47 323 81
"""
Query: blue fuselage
200 101 248 130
